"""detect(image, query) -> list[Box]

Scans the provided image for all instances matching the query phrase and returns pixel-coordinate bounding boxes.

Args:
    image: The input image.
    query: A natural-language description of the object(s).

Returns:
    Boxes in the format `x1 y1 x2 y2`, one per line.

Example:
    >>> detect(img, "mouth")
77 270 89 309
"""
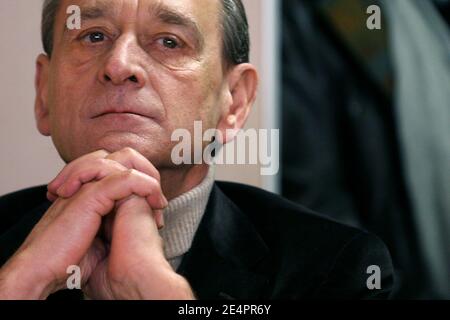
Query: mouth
95 111 146 118
93 109 155 120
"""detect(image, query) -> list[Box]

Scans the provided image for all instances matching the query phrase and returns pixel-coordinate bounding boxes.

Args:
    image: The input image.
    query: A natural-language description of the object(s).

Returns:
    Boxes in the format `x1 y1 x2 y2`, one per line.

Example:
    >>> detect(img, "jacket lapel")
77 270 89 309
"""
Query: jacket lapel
177 184 271 300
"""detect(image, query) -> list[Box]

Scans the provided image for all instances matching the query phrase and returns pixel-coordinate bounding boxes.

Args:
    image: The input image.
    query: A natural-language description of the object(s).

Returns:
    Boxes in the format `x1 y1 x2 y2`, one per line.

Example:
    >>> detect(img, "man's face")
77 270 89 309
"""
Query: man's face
38 0 229 168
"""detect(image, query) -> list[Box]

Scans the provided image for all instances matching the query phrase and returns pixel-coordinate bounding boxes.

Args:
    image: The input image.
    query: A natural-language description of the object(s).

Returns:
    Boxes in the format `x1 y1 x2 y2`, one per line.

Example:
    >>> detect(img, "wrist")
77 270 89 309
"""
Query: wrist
0 253 57 300
134 263 196 300
117 255 195 300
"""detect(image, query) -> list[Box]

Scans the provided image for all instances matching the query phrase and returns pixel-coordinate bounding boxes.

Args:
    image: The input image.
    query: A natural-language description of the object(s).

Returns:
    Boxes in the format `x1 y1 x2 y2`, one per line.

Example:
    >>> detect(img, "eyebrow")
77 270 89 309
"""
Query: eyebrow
62 1 112 36
62 2 205 49
151 5 205 50
80 5 111 21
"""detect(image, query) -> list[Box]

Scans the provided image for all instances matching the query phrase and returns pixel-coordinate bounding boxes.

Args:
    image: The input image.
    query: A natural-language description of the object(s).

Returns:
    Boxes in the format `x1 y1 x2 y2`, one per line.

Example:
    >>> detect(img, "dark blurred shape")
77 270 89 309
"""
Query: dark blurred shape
434 0 450 26
281 0 450 299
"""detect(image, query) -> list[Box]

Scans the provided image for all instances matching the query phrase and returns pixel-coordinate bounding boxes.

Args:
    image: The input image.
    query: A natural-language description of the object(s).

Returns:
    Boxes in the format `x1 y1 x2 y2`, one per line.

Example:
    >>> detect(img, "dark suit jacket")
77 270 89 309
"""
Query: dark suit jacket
0 182 394 299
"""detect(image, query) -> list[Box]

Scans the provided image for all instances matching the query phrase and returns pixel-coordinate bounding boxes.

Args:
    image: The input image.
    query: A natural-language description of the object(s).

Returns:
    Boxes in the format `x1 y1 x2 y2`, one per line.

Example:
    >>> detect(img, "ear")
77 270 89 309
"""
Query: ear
217 63 258 144
34 54 51 136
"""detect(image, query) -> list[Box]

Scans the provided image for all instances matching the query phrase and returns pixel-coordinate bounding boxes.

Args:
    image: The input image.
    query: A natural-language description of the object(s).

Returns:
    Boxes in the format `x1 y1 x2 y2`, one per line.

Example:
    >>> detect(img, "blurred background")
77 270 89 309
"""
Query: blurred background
0 0 449 299
281 0 450 299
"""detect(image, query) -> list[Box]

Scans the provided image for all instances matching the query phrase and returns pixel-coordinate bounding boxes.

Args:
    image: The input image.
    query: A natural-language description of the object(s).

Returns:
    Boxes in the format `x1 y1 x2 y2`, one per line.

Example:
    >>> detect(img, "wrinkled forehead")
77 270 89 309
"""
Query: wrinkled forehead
55 0 222 36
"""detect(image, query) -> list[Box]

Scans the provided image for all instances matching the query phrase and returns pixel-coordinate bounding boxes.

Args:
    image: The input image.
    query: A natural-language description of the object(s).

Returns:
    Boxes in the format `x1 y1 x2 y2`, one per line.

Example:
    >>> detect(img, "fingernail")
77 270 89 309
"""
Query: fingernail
156 210 165 229
48 176 61 190
46 191 55 202
161 196 169 208
56 185 65 197
47 182 55 193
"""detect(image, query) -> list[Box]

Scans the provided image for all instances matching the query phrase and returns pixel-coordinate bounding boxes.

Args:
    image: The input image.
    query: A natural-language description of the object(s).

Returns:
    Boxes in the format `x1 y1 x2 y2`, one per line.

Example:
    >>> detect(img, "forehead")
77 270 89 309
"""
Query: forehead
57 0 222 31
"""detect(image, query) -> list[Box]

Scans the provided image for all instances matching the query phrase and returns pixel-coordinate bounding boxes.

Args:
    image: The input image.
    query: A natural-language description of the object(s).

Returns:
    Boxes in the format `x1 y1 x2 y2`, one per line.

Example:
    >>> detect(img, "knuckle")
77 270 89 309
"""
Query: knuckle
97 158 117 169
111 160 127 171
94 157 110 167
121 147 138 157
123 168 138 178
96 149 110 157
150 177 161 189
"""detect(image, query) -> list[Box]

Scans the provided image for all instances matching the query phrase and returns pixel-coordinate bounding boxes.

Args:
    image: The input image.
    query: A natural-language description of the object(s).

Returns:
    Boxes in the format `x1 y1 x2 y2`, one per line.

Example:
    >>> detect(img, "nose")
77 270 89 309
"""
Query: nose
99 36 146 87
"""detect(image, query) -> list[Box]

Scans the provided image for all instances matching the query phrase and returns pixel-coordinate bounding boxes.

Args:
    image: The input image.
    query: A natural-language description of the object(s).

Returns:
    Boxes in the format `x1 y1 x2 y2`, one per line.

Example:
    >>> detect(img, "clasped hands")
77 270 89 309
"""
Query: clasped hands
0 148 195 300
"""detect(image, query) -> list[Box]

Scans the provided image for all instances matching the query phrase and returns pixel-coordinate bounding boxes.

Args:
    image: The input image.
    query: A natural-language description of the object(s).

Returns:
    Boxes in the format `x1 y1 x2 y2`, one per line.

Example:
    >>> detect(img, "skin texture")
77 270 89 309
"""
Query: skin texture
0 0 257 299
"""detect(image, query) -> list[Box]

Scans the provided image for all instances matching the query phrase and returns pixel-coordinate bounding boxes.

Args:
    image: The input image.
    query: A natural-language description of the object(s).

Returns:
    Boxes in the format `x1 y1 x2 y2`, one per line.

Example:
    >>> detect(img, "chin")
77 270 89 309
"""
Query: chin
91 133 173 165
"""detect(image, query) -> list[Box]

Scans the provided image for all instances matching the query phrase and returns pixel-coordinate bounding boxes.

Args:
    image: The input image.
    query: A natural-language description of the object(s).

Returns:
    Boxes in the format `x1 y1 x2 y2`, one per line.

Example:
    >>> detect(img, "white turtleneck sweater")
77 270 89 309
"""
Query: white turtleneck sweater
158 166 215 271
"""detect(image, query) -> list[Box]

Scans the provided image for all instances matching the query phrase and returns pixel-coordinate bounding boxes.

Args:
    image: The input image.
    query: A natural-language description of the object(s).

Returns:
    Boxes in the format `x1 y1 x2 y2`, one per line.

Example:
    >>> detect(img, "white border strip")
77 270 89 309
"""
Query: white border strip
260 0 280 193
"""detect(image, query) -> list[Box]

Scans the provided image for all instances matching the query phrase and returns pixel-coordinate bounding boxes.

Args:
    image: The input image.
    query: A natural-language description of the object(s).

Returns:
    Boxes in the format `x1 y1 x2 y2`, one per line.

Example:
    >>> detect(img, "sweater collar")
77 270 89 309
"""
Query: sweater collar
158 166 215 261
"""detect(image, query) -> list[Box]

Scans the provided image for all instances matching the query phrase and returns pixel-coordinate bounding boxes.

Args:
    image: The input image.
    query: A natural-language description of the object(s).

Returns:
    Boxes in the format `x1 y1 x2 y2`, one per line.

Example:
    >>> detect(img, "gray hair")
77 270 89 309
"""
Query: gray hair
41 0 250 66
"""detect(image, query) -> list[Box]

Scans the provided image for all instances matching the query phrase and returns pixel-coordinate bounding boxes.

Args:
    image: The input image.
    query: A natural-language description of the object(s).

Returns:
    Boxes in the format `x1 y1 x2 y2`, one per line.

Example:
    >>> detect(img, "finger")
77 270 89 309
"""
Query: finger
48 148 168 209
115 198 164 229
54 160 167 212
48 150 109 194
55 159 127 199
153 209 165 230
67 169 167 218
106 148 161 183
106 149 168 208
47 190 58 202
112 197 163 250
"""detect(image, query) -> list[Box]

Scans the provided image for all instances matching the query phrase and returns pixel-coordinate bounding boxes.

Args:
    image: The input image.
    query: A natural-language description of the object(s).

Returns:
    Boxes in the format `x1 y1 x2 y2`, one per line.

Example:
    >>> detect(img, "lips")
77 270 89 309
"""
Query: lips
92 107 156 120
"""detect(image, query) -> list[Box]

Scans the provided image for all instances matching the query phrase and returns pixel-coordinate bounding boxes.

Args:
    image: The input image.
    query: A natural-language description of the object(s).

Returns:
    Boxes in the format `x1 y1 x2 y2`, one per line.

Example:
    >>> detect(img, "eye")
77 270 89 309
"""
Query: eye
82 31 106 44
158 37 181 49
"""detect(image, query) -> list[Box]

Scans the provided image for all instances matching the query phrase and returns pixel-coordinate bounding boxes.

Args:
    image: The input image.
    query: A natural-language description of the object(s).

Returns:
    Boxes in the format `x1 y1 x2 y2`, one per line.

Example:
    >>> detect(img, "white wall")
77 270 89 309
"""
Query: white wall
0 0 279 196
0 0 65 196
215 0 280 192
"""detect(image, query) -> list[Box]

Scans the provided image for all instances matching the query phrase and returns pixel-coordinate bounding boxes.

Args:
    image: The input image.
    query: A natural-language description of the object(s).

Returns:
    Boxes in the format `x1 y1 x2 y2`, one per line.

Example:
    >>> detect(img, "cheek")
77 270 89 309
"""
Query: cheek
50 61 92 111
50 82 76 124
153 66 222 130
47 68 88 138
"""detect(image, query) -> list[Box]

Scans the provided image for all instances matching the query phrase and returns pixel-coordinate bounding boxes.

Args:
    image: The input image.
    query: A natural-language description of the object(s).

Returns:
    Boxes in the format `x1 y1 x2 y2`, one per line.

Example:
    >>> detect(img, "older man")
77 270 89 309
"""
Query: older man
0 0 393 300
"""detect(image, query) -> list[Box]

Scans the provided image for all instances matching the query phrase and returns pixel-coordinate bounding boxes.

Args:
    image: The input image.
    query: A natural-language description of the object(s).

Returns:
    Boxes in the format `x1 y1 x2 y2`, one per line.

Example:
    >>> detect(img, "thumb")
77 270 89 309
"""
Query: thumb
112 196 163 253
